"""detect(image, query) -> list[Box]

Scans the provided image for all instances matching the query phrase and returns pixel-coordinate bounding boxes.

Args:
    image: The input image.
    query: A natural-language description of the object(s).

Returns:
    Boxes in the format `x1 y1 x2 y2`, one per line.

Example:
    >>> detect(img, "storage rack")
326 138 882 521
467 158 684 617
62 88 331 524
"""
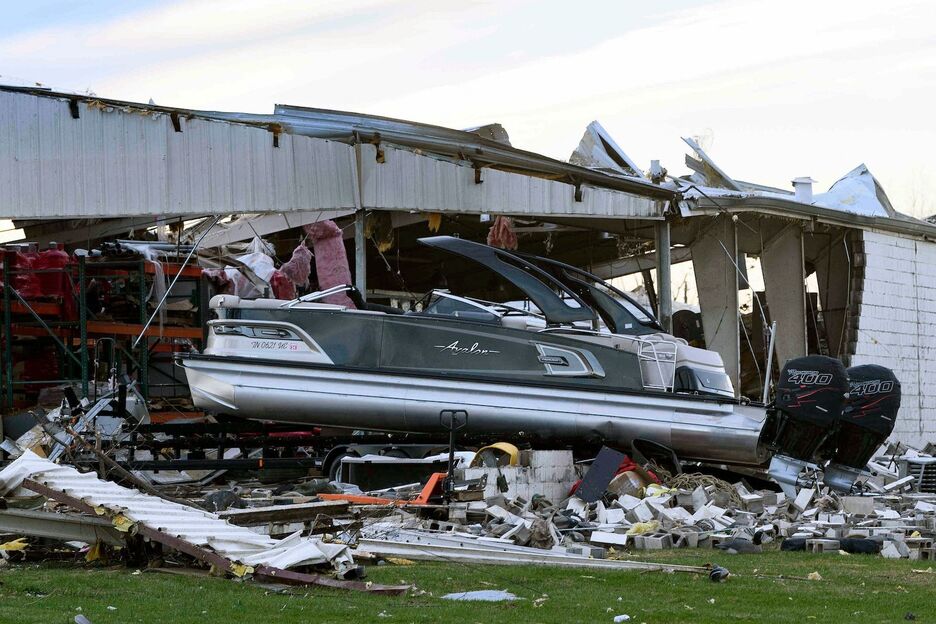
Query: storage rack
1 255 208 410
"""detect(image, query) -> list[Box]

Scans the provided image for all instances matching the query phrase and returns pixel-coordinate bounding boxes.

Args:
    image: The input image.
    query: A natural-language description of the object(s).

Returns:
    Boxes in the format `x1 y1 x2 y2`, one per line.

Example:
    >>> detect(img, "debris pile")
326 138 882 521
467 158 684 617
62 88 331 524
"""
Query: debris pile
336 445 936 564
0 450 408 594
3 408 936 595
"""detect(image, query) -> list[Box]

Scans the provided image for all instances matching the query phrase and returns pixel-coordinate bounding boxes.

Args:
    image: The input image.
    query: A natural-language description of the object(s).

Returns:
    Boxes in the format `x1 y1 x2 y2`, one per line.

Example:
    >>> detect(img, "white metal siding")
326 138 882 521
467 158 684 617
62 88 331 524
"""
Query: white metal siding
0 91 357 218
358 144 661 218
852 229 936 446
0 451 350 570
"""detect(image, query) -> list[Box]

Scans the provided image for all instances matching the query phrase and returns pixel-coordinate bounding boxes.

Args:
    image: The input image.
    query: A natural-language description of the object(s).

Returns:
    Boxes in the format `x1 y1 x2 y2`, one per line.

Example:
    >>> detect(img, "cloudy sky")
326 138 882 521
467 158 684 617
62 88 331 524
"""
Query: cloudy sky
3 0 935 217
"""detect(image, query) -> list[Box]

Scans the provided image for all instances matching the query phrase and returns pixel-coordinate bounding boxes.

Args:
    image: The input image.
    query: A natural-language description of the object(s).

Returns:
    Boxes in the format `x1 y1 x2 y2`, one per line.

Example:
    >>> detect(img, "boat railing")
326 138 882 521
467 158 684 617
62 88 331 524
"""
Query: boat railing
280 284 355 308
636 337 678 393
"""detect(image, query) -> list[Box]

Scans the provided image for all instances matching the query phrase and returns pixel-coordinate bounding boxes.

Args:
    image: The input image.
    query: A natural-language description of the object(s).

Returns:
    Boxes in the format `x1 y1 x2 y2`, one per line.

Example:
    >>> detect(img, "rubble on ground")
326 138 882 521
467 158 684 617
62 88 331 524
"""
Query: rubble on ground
340 445 936 563
3 420 936 596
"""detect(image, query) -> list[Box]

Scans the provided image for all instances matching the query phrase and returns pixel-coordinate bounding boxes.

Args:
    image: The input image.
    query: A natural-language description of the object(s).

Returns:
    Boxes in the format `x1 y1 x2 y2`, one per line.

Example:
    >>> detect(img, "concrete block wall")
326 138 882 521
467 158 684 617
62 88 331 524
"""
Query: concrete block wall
460 450 577 502
852 230 936 446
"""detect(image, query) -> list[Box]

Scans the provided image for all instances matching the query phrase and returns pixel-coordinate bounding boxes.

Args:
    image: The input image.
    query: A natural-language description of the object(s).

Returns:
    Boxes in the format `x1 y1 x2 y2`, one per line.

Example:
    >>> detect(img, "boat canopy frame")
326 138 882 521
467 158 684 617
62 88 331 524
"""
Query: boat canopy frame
418 236 597 325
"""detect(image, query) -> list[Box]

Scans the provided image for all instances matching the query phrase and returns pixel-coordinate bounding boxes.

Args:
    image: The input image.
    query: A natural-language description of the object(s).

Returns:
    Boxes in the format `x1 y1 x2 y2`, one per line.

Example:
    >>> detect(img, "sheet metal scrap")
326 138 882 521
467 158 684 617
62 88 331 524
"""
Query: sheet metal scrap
0 451 407 595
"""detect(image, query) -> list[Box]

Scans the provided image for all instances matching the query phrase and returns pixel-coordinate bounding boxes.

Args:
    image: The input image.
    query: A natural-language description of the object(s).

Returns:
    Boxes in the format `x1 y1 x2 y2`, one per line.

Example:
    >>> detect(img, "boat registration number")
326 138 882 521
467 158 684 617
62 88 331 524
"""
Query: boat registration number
249 340 298 351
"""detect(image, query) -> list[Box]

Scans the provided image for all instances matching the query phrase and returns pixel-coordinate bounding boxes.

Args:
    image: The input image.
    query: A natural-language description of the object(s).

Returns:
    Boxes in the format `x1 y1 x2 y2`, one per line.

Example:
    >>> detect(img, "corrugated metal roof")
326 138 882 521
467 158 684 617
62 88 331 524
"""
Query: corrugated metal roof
0 85 669 223
358 144 662 219
0 451 351 571
0 89 357 219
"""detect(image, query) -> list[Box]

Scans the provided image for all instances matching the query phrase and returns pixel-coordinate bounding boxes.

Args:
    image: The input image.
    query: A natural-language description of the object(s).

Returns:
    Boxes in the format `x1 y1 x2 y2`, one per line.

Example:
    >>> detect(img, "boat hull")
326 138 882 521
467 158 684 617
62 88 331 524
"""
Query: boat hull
180 354 770 467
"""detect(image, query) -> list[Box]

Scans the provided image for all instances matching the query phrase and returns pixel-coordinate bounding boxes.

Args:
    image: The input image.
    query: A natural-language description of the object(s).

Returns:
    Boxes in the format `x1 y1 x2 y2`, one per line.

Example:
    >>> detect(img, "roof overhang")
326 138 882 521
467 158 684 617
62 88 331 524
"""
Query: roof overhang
0 85 671 222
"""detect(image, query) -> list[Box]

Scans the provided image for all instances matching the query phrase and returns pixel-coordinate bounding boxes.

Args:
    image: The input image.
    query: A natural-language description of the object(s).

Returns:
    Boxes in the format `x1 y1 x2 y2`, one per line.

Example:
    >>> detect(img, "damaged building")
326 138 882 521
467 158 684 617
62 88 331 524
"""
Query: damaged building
3 84 933 447
1 81 936 592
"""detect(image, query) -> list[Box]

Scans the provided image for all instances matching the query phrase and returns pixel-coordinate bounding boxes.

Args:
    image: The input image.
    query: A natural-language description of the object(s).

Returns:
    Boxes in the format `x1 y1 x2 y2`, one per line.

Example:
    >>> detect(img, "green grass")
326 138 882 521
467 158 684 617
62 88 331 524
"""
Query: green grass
1 549 935 624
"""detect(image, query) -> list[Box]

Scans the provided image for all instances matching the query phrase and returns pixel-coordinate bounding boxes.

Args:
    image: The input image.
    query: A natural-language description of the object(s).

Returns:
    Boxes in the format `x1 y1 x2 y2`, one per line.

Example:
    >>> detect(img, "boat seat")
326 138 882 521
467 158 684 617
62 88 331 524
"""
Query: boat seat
500 315 534 331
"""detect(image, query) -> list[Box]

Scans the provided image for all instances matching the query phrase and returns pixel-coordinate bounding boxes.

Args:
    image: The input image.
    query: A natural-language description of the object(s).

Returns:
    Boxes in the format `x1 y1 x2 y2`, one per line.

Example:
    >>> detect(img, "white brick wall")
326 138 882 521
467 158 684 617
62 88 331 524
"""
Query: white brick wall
853 230 936 446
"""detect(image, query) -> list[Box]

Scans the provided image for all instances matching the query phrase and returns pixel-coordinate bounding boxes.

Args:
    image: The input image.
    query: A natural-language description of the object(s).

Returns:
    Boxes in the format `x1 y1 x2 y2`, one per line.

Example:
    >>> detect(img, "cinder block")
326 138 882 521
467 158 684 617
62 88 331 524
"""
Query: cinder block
671 530 700 548
806 538 841 553
639 533 672 550
589 531 629 547
793 488 815 512
881 541 903 559
919 548 936 561
566 544 607 559
691 486 709 512
627 501 655 524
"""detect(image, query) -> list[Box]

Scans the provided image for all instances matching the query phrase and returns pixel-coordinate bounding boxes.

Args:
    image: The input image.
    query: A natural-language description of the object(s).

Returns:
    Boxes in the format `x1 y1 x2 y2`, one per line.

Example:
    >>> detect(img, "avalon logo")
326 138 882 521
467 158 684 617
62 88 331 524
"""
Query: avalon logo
435 340 500 356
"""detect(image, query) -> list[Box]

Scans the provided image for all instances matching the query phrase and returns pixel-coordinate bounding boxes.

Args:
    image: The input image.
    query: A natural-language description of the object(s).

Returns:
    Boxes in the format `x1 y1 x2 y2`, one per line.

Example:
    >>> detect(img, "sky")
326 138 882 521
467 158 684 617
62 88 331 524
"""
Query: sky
2 0 936 218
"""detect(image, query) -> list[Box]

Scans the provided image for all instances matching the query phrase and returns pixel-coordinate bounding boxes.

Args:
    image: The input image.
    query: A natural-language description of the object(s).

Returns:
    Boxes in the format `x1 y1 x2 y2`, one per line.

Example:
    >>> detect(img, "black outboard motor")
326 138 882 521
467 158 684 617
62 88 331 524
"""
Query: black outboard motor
772 355 850 462
830 364 901 469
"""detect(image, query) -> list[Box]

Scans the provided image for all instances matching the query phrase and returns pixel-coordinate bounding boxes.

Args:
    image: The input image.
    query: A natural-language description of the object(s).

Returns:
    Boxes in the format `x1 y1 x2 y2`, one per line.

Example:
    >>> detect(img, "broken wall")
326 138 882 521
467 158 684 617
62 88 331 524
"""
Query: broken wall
761 226 807 365
690 215 740 392
852 230 936 446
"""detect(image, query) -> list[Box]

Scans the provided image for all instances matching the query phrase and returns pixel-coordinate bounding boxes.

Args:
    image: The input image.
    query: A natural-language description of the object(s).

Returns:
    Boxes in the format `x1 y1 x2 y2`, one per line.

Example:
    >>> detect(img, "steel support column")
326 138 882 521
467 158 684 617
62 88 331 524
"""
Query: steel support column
655 220 673 333
78 255 88 397
3 260 12 411
354 209 367 300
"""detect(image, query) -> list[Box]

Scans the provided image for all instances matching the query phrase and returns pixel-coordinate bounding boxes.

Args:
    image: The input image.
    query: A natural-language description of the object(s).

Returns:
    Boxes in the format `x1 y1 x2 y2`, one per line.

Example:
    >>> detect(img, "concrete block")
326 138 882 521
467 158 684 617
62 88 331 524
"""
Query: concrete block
876 508 901 520
806 538 841 553
733 511 756 527
644 494 673 511
740 493 764 513
566 497 588 517
627 501 655 524
618 494 642 510
639 533 672 550
691 503 726 524
881 541 903 559
671 530 700 548
659 506 693 524
845 528 871 538
818 513 846 526
595 500 608 524
707 534 734 549
503 523 532 545
448 504 468 522
589 531 629 547
691 486 709 512
676 492 695 509
487 505 529 527
905 537 935 550
793 488 815 512
566 544 607 559
527 450 574 469
841 497 875 516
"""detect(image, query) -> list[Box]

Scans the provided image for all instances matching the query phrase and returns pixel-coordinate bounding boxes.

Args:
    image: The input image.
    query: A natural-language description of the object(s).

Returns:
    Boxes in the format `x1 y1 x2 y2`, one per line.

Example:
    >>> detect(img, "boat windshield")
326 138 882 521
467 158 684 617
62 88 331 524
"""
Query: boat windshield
421 291 501 323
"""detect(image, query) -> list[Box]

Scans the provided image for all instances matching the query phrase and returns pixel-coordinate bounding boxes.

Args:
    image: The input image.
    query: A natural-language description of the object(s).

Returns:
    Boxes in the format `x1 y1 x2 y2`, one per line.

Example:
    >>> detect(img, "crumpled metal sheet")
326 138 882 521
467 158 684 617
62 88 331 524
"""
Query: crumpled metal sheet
0 450 352 571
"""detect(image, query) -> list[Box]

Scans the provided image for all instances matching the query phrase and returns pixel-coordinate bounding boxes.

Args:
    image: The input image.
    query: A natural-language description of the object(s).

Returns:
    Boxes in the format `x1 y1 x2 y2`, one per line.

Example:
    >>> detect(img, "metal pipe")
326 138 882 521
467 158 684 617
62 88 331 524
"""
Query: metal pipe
762 320 778 403
132 215 221 350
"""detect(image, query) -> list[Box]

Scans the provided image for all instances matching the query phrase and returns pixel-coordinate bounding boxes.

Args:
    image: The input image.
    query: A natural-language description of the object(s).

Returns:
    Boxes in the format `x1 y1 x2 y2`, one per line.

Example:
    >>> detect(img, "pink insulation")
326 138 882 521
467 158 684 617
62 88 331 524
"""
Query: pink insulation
202 268 262 299
486 216 518 250
279 242 313 290
303 220 356 308
270 270 296 300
